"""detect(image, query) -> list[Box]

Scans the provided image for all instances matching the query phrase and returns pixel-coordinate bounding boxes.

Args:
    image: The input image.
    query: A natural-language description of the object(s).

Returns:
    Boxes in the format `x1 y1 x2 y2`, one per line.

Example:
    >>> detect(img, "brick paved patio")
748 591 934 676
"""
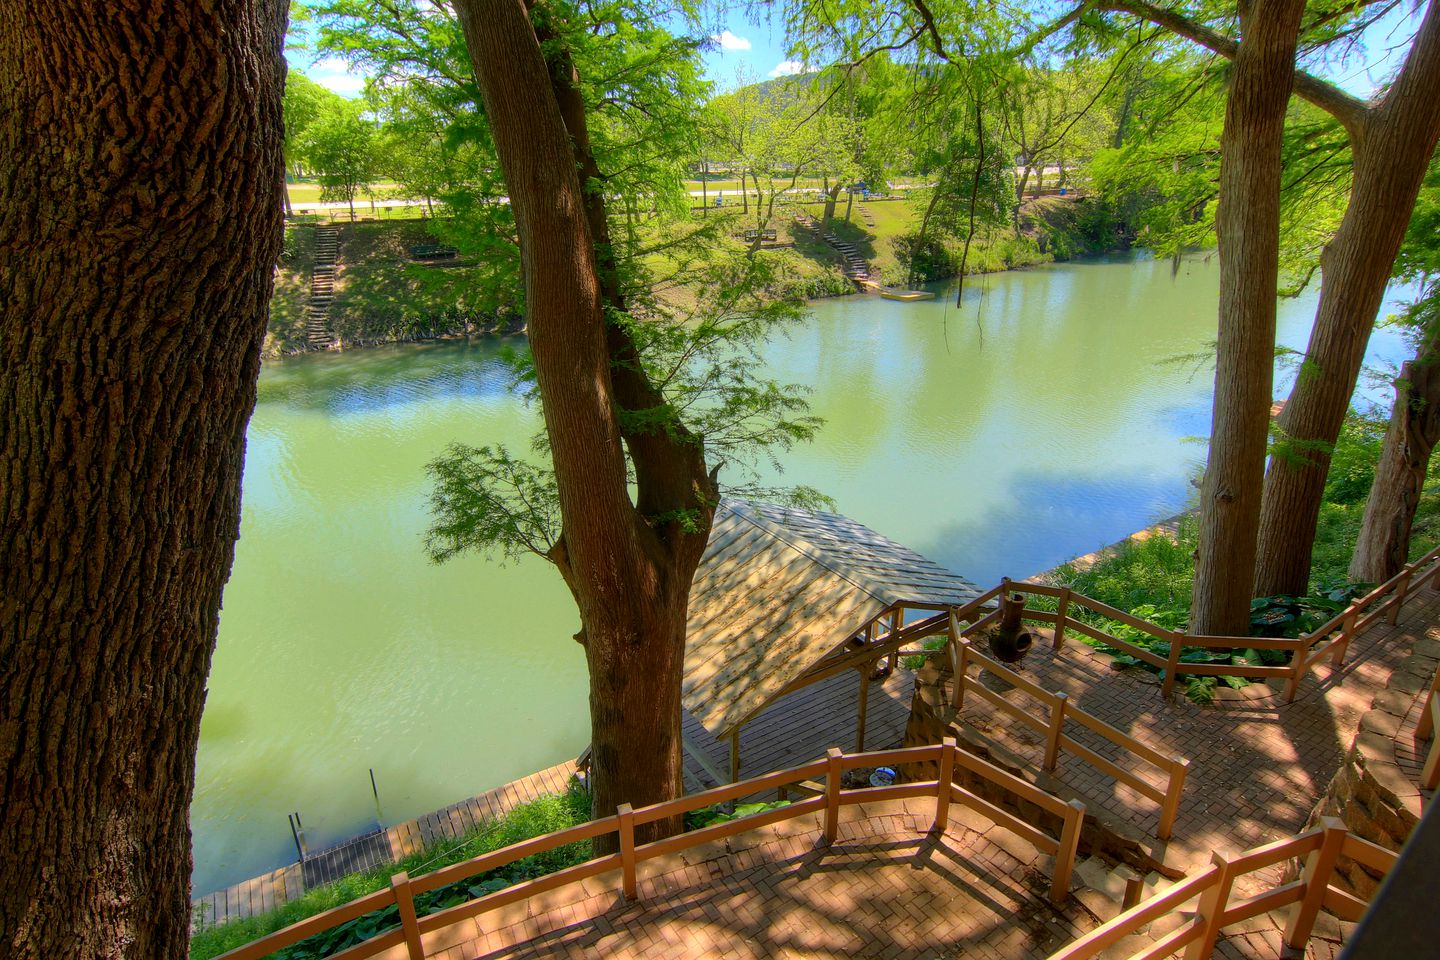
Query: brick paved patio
392 798 1345 960
948 587 1440 876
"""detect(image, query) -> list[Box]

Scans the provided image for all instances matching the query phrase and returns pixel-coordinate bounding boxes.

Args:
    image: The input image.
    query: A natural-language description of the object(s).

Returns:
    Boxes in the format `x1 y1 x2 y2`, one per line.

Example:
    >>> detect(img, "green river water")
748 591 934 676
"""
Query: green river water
193 251 1414 894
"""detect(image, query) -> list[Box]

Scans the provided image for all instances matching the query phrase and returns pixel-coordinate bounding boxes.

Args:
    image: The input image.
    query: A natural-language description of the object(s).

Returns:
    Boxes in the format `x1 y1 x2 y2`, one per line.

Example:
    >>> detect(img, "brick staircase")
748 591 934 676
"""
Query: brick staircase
305 226 337 348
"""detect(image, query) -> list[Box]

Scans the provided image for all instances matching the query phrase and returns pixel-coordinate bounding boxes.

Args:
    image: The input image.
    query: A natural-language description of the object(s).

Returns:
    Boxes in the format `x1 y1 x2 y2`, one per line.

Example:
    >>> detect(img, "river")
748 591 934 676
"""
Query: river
193 251 1415 894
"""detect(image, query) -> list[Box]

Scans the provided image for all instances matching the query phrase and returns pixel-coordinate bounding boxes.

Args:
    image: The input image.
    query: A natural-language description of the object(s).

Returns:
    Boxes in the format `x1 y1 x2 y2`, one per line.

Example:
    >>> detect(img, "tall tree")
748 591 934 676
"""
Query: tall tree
448 0 822 843
1254 0 1440 594
1078 0 1440 596
303 100 377 220
1190 0 1306 635
0 1 286 958
1349 303 1440 582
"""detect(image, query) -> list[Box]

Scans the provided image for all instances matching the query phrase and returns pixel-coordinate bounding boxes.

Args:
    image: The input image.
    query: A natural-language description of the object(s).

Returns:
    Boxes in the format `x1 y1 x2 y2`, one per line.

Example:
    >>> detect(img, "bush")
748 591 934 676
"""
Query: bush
190 782 592 960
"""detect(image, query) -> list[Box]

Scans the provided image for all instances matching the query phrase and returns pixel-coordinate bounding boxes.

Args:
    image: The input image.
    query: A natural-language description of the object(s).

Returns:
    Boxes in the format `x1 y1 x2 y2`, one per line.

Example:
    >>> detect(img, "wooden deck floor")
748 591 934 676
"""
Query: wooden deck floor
192 664 919 931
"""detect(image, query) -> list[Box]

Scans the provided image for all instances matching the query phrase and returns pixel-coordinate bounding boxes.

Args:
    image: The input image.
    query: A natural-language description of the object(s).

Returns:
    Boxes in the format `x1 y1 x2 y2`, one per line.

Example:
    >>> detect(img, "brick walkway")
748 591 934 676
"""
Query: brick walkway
390 797 1343 960
194 661 917 928
948 587 1440 877
404 798 1100 960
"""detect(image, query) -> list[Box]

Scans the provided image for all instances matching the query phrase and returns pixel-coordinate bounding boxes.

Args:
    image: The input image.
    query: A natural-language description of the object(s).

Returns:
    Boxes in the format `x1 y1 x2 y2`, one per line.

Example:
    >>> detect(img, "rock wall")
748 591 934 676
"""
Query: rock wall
1297 635 1437 896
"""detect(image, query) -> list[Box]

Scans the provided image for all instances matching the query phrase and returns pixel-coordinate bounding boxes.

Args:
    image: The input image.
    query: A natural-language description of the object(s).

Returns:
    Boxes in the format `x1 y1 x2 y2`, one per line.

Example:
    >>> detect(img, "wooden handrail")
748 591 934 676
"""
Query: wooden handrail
214 738 1085 960
949 638 1187 839
1421 692 1440 790
972 541 1440 704
1047 819 1389 960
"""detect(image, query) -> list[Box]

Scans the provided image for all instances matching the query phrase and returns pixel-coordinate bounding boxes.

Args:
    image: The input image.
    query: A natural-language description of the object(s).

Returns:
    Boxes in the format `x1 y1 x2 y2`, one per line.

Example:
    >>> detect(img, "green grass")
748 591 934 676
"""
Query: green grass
1032 414 1440 703
286 182 403 205
190 785 592 960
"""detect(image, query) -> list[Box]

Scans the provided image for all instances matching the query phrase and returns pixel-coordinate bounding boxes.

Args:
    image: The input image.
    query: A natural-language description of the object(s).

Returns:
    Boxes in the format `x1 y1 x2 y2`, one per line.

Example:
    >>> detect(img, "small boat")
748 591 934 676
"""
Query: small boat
879 288 936 302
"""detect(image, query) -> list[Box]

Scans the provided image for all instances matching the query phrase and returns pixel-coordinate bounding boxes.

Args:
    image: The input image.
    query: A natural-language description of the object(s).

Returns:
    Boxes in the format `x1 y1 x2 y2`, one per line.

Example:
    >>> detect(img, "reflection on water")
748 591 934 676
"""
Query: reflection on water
194 251 1413 894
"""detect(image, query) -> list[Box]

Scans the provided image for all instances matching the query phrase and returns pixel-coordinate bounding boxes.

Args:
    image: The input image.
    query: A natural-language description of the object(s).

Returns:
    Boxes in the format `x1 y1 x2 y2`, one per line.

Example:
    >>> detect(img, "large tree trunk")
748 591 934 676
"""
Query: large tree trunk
457 0 714 849
1350 340 1440 582
1190 0 1305 636
1253 2 1440 596
0 2 286 958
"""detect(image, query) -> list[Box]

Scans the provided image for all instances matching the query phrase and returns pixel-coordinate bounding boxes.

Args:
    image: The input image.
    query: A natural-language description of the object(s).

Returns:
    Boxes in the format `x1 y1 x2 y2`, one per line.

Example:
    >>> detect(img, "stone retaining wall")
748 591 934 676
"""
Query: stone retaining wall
1297 633 1437 896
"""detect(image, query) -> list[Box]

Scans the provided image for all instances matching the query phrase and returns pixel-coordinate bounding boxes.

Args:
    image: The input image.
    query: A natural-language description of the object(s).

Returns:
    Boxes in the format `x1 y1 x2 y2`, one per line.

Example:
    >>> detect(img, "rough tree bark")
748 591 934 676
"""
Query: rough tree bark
1350 337 1440 582
455 0 716 847
1189 0 1306 636
1254 1 1440 595
0 1 286 958
1094 0 1440 597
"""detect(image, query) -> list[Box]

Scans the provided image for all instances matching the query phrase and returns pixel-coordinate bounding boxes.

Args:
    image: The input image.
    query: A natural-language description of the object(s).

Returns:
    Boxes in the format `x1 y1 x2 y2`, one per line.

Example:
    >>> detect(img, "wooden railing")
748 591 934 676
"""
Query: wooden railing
944 630 1188 839
1046 818 1398 960
952 542 1440 703
1417 665 1440 791
215 738 1085 960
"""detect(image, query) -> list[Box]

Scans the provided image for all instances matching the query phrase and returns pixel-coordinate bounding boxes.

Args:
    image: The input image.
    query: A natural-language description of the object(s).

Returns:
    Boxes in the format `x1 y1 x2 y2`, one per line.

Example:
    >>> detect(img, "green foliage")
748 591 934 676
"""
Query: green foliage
302 101 378 213
684 800 790 830
189 784 592 960
426 444 561 564
1045 412 1440 702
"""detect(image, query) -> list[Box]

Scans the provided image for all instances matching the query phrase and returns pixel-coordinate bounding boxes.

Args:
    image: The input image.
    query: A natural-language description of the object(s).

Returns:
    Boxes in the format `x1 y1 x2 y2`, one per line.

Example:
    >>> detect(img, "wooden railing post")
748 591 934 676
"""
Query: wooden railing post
617 803 638 901
390 872 425 960
1049 798 1086 905
1417 671 1440 740
1043 692 1068 771
1283 638 1308 703
1284 818 1347 951
1053 587 1071 651
1389 569 1413 624
1183 851 1236 960
1422 694 1440 791
824 747 843 845
1162 631 1182 699
1157 757 1189 841
1333 610 1358 668
934 737 956 833
955 639 971 710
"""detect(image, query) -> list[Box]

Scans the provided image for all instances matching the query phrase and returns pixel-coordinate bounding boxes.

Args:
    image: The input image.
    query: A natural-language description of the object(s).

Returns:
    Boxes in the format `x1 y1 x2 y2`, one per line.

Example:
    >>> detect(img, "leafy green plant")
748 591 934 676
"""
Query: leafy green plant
684 800 790 831
190 782 592 960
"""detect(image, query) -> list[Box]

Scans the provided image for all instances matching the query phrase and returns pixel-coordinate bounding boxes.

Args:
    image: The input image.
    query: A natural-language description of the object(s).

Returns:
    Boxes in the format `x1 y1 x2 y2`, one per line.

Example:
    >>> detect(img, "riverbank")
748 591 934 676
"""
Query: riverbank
265 194 1131 359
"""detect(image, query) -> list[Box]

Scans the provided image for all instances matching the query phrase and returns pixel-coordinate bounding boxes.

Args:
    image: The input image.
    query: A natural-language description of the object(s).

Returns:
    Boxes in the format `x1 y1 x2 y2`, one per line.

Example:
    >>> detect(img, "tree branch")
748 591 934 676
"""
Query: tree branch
1086 0 1373 133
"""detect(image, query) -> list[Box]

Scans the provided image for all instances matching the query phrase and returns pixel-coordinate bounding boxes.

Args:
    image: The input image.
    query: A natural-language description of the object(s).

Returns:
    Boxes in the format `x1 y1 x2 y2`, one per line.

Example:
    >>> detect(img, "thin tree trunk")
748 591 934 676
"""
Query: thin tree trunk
282 150 294 217
701 159 708 215
0 1 286 957
912 181 944 288
1254 2 1440 596
456 0 714 851
823 179 842 222
1190 0 1306 635
1350 336 1440 582
956 97 988 308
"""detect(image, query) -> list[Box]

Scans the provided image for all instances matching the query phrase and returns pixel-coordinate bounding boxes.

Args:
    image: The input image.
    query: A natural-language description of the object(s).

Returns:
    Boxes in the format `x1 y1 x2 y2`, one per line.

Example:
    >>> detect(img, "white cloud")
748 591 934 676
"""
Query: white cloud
306 57 367 98
768 60 806 78
711 30 752 51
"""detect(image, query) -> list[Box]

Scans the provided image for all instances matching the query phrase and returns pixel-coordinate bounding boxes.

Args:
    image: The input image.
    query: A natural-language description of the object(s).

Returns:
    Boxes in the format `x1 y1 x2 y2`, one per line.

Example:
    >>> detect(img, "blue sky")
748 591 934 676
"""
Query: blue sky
294 14 803 97
294 4 1425 100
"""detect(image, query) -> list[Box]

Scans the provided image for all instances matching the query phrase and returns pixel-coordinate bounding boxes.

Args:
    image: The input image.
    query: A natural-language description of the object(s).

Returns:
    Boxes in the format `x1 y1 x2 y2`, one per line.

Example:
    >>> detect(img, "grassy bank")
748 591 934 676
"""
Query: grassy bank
268 193 1129 356
1038 414 1440 702
191 785 591 960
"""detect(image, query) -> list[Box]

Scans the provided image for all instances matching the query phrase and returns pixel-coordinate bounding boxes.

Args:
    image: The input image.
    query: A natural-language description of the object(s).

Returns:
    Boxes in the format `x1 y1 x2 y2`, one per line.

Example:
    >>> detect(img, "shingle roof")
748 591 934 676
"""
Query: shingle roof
682 499 981 737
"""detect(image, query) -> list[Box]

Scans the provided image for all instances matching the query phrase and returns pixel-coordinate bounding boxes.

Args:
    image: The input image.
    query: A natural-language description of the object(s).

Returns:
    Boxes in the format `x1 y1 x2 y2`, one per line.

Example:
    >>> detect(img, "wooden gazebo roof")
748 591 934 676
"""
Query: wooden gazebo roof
682 499 982 739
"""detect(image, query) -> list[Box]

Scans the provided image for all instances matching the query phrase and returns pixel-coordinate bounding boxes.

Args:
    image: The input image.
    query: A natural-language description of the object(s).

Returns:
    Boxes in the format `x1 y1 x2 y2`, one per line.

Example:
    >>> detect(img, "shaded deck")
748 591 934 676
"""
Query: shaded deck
192 661 919 930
